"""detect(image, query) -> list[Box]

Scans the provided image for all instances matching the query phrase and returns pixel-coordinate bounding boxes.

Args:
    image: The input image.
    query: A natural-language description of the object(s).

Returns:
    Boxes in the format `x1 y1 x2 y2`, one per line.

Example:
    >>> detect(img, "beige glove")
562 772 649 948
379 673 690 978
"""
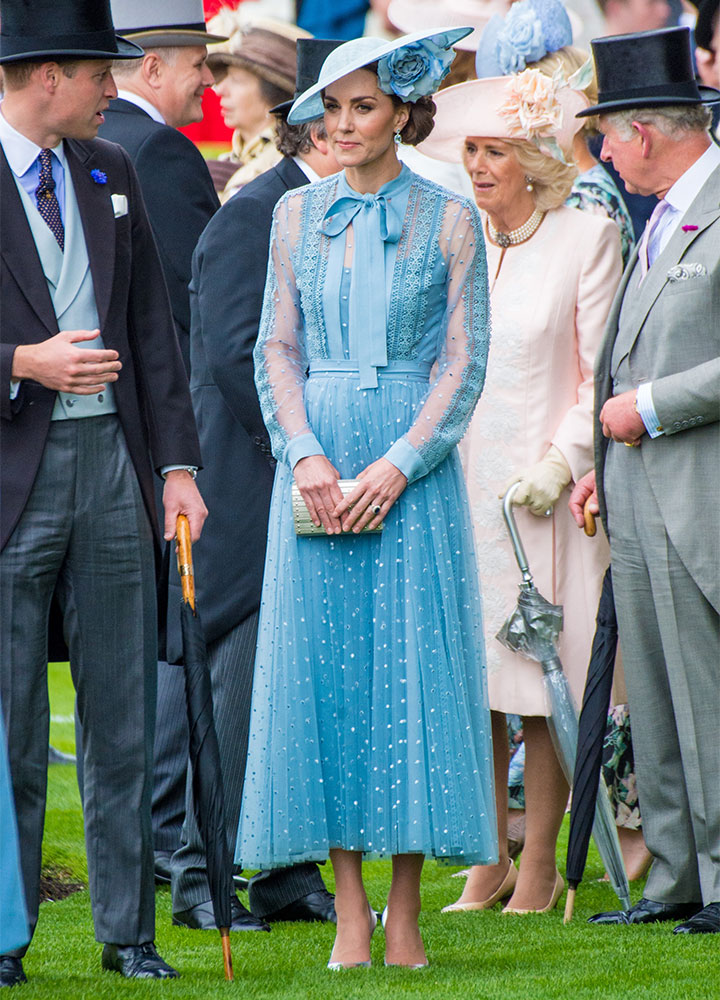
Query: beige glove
501 445 572 516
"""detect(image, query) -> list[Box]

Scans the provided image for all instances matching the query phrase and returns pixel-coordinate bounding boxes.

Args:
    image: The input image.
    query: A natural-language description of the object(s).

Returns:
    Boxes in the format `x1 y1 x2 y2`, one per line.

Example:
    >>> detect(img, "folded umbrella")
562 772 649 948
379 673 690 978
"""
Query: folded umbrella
496 486 630 915
176 515 234 980
564 564 630 921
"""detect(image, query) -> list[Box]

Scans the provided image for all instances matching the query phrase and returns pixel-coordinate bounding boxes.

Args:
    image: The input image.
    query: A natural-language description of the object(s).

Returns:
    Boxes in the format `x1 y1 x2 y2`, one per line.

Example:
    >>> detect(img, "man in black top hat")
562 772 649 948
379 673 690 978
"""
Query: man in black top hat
570 26 720 934
167 37 341 933
97 0 223 893
0 0 207 985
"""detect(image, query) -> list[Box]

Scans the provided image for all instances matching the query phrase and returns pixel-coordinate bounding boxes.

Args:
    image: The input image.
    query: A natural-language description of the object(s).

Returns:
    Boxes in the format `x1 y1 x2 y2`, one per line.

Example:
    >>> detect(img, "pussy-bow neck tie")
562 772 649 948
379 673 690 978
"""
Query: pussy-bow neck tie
321 189 403 389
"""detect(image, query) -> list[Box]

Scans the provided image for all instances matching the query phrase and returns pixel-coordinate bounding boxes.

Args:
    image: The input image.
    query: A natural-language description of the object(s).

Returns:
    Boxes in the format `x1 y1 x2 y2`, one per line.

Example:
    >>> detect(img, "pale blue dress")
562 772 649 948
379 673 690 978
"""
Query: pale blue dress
236 165 497 868
0 709 29 954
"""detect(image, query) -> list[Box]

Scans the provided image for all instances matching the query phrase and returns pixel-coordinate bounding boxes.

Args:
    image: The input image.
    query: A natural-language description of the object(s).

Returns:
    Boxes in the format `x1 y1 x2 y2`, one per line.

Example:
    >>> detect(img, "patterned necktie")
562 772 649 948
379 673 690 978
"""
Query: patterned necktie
35 148 65 251
638 199 669 280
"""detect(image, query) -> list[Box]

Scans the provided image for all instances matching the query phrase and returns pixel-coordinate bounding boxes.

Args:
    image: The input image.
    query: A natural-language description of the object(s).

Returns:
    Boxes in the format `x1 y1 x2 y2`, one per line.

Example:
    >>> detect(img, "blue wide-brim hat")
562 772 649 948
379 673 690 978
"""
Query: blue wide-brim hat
287 26 474 124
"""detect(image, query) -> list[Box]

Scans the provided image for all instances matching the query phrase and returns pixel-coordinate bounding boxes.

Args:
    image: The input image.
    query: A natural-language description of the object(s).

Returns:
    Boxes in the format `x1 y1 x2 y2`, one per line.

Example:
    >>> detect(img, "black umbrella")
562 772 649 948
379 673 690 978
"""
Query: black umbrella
176 515 234 980
564 565 630 921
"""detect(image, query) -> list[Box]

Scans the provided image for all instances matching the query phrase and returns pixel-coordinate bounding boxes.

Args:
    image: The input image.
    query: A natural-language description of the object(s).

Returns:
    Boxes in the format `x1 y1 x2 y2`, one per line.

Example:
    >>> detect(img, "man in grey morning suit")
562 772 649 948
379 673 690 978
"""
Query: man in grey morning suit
0 0 207 986
167 38 341 932
569 27 720 933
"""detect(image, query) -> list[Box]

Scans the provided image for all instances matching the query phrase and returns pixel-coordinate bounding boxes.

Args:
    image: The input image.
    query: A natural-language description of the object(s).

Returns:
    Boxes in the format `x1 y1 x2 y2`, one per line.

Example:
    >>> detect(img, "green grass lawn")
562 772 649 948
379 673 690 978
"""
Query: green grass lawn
25 664 719 999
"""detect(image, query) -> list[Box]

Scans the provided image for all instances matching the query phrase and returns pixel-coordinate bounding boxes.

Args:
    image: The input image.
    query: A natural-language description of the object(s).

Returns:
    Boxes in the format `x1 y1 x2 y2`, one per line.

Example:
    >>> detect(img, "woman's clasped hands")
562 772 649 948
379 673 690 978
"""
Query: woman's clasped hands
294 455 408 534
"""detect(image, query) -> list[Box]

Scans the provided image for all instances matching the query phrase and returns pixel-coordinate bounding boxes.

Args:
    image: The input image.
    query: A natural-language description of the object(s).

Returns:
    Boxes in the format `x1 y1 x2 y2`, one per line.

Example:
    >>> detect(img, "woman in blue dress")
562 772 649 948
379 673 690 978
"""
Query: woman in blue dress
236 28 497 970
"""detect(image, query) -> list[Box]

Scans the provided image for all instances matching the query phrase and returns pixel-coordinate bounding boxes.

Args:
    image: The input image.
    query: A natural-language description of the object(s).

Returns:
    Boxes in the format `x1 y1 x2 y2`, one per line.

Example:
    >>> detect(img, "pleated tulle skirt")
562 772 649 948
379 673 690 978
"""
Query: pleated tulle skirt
236 364 497 868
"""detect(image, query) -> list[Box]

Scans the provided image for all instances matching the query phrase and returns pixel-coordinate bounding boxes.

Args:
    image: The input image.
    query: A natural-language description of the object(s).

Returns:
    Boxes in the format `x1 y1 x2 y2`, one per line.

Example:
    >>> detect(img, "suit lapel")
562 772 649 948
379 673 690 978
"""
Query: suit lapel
276 155 310 191
622 168 720 348
65 140 115 329
0 148 58 337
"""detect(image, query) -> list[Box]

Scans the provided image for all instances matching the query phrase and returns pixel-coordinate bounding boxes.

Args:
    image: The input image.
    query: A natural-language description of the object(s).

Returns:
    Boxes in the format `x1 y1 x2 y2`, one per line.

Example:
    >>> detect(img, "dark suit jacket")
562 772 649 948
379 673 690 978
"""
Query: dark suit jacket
98 98 219 372
0 137 201 553
167 156 308 657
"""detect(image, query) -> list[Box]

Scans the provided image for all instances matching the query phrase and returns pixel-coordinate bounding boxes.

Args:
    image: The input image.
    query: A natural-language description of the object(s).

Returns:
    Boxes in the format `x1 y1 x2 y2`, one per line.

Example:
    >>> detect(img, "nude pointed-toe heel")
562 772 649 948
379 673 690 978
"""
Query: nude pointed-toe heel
502 872 565 915
441 859 518 912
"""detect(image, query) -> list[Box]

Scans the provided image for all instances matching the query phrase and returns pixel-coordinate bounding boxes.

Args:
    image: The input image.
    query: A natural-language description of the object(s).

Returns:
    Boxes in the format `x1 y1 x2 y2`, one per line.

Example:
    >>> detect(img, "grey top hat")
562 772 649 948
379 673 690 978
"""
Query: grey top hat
110 0 228 46
0 0 143 63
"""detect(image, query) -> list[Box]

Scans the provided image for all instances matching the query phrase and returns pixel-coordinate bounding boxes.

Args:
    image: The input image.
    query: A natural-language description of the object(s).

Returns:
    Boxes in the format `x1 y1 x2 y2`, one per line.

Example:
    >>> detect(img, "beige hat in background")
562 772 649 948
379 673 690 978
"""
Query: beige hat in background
387 0 512 50
207 17 311 92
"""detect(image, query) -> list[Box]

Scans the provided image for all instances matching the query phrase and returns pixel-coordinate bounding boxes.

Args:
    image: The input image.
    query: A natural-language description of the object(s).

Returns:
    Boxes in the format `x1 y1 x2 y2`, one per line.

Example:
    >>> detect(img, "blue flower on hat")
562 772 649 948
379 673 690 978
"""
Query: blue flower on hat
90 169 107 185
377 39 454 102
496 1 547 74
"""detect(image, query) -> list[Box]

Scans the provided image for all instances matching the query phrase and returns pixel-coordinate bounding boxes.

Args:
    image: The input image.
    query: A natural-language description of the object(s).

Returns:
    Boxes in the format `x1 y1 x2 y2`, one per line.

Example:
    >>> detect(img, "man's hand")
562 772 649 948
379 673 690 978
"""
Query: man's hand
294 455 344 534
11 329 122 394
600 390 646 445
569 469 598 528
163 471 208 543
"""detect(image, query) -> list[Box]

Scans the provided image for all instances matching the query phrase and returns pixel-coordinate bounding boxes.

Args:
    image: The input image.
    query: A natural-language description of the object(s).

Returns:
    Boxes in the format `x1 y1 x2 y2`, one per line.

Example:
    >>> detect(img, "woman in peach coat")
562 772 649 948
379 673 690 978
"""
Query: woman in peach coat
420 70 623 913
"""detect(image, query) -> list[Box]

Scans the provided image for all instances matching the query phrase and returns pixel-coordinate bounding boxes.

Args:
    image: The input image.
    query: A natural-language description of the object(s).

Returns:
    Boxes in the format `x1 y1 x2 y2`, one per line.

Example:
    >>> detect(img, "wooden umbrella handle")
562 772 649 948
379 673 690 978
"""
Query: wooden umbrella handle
564 886 576 924
583 498 597 538
176 514 195 610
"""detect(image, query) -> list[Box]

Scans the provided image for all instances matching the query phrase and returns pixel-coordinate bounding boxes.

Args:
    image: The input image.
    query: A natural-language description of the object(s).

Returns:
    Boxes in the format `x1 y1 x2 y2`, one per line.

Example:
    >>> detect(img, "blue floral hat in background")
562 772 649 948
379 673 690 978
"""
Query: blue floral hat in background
287 26 474 124
475 0 573 78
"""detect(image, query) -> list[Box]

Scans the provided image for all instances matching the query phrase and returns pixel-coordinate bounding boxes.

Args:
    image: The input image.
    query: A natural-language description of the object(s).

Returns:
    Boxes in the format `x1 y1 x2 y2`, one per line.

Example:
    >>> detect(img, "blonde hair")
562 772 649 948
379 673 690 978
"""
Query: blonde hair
531 45 599 133
504 138 578 211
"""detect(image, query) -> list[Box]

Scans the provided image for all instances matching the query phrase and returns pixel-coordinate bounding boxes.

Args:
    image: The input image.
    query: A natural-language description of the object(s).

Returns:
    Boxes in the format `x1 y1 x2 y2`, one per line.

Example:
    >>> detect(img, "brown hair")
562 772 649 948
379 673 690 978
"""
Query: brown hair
360 62 436 145
275 115 327 157
2 57 79 90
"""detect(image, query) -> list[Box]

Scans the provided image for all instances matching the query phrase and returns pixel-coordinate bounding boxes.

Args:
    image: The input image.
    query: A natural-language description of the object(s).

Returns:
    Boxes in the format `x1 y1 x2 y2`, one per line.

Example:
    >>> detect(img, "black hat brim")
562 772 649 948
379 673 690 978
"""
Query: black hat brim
269 99 293 116
577 86 720 117
0 35 144 63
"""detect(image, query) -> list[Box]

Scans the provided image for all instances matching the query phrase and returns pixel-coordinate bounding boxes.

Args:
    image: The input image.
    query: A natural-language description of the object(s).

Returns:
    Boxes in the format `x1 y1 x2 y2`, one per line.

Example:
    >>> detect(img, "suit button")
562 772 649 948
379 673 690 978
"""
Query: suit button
98 394 104 402
66 399 75 408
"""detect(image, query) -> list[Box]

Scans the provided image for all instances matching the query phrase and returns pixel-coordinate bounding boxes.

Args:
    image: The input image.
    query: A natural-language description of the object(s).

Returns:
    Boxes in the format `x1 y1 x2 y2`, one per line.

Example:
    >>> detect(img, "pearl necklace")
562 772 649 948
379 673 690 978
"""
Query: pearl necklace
487 209 545 248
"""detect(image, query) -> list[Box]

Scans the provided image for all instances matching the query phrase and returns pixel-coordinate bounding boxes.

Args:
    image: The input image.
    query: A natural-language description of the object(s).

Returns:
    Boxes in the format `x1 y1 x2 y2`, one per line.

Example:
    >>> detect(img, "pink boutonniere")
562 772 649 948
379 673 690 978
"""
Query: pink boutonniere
682 225 698 232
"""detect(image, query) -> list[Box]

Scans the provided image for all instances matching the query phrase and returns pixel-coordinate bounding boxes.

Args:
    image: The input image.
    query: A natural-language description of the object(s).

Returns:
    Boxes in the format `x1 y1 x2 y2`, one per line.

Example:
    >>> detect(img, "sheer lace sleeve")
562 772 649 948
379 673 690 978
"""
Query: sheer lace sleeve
253 192 325 468
385 197 490 483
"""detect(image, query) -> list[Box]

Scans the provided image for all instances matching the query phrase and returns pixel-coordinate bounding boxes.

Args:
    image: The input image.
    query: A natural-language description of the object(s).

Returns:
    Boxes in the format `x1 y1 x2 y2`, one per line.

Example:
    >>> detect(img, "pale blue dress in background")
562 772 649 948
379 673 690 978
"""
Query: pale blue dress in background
236 166 497 869
0 708 29 954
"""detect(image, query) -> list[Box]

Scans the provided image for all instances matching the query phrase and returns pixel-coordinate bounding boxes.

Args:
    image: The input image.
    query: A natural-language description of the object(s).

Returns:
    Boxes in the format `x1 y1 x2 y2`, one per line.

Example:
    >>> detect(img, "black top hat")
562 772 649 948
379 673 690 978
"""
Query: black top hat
578 26 720 117
694 0 719 52
270 38 344 118
0 0 143 64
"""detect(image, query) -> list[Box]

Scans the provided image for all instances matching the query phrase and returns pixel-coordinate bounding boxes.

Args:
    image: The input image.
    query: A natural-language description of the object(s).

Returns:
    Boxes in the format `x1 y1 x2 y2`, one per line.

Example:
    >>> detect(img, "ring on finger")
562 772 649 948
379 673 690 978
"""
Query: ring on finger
371 504 382 516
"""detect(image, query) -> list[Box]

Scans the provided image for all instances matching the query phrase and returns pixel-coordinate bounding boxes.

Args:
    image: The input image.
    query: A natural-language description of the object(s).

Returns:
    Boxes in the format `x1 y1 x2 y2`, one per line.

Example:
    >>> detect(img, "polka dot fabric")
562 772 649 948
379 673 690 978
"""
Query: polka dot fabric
236 167 498 870
35 149 65 251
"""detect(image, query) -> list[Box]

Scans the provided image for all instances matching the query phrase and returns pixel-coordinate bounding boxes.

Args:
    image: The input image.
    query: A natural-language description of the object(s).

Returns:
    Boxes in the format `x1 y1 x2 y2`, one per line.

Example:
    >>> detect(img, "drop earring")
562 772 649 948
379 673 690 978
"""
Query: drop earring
525 176 534 192
394 130 402 144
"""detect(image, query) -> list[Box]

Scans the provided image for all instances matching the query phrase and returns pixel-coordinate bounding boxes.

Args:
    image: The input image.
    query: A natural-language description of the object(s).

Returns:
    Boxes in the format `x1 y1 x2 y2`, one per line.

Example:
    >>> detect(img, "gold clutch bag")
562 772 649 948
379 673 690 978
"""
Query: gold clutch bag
291 480 383 536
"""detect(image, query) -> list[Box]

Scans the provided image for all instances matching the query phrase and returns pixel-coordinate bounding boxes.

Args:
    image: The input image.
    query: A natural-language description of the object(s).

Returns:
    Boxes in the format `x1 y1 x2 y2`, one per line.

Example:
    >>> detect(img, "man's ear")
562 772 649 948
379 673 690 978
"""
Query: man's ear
632 120 653 160
142 51 163 90
310 123 330 155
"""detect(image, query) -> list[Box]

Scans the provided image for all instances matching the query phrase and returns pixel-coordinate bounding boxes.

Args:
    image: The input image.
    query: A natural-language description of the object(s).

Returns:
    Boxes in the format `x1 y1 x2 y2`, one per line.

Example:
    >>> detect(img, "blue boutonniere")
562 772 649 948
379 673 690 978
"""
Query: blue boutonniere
90 169 107 185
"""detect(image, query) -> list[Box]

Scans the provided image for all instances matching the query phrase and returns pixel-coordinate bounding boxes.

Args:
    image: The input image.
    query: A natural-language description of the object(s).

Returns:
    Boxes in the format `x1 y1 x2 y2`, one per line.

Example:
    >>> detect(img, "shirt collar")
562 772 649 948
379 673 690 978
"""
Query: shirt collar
293 154 321 184
664 142 720 216
0 103 66 177
116 90 166 125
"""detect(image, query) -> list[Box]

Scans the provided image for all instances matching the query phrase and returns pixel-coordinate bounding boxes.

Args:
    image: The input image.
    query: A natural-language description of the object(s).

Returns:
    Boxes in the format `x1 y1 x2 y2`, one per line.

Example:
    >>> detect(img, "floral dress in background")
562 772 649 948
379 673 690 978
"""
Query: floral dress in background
567 163 635 267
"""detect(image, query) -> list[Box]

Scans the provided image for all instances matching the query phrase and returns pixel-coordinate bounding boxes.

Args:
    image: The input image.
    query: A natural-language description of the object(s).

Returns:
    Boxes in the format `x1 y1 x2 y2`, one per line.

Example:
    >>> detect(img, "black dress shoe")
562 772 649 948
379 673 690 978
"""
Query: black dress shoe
262 888 337 924
173 894 270 931
154 850 173 886
588 897 702 925
101 942 179 979
0 956 27 987
674 902 720 934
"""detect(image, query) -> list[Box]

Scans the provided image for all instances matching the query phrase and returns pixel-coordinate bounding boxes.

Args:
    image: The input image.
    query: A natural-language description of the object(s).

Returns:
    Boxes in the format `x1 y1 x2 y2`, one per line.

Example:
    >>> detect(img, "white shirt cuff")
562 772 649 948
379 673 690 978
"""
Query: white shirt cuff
636 382 664 438
161 465 198 478
9 379 20 400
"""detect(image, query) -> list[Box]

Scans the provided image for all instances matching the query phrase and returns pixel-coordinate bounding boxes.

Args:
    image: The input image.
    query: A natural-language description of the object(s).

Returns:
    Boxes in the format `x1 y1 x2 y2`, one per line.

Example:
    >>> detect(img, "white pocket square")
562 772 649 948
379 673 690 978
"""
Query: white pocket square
111 193 128 218
666 262 706 281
